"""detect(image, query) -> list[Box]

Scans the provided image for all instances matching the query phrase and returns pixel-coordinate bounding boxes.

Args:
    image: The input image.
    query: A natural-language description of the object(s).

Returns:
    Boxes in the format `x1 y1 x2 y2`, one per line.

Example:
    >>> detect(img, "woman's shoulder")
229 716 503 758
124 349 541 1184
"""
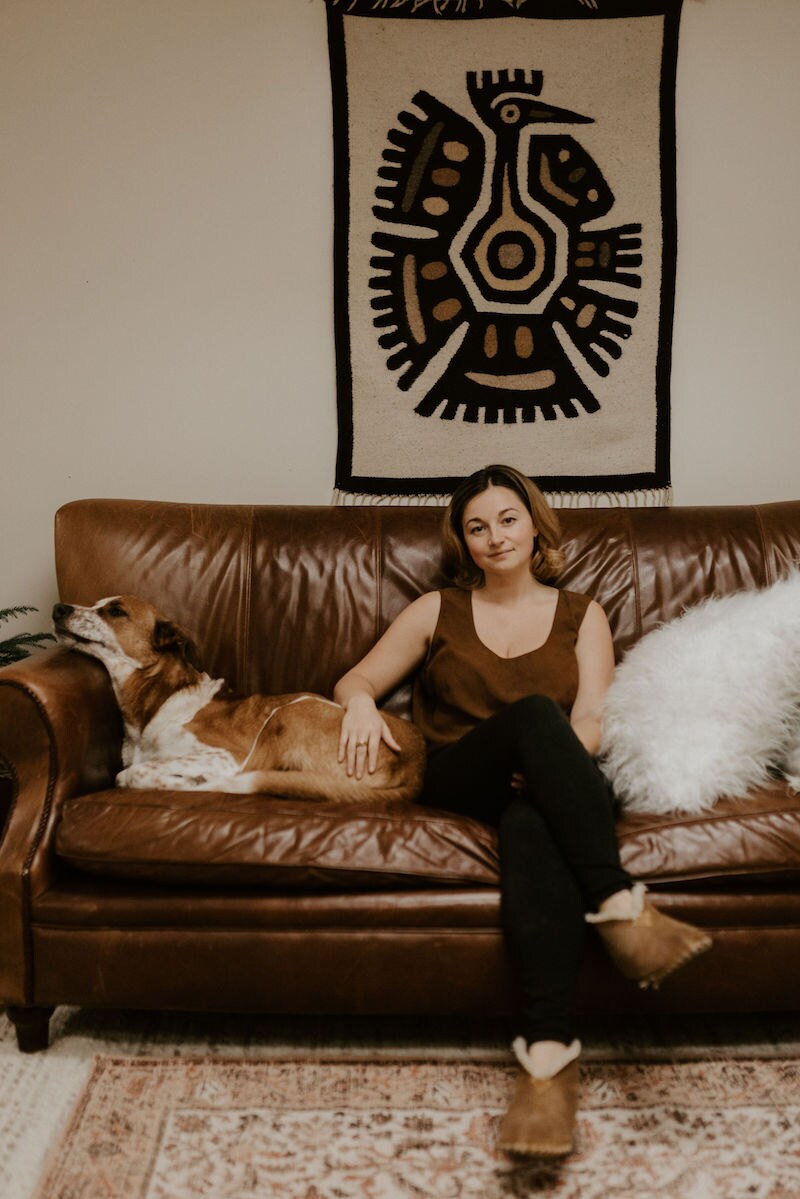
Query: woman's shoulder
399 589 443 631
558 587 600 631
438 585 469 602
437 586 477 617
410 589 445 612
406 587 474 640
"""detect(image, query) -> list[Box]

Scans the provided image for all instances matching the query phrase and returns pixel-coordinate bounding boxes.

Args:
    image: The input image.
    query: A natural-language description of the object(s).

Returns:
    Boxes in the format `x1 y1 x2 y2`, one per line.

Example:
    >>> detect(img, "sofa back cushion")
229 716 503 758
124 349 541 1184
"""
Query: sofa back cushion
54 500 800 714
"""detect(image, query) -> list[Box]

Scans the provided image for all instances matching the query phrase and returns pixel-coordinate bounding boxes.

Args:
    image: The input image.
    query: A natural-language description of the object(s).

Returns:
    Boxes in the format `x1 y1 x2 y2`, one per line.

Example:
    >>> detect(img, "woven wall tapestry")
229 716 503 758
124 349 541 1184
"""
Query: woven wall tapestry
326 0 683 506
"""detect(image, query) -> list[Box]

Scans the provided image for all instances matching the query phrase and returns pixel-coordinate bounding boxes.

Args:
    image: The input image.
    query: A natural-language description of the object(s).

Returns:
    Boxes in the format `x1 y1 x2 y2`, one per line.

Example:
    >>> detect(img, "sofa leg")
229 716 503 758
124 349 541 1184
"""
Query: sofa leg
7 1005 55 1053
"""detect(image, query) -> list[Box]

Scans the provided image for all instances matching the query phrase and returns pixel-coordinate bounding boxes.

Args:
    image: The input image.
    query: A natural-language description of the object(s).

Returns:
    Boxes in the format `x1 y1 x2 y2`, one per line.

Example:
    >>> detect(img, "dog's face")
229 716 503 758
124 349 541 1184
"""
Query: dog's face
53 596 201 676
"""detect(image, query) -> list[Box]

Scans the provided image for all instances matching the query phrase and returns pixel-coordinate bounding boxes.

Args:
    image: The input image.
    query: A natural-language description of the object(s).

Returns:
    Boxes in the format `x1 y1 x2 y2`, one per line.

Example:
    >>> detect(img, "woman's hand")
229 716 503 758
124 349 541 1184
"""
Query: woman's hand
338 694 402 780
333 592 440 780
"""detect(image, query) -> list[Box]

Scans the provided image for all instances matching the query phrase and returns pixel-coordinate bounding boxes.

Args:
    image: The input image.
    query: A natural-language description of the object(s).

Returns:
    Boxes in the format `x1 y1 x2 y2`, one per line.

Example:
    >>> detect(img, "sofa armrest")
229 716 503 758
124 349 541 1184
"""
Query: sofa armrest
0 648 122 1004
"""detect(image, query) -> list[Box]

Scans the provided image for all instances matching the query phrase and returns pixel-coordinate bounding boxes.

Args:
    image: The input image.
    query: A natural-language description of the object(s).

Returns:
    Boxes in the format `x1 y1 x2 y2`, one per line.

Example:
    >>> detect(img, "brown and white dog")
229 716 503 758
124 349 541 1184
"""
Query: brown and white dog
53 596 425 804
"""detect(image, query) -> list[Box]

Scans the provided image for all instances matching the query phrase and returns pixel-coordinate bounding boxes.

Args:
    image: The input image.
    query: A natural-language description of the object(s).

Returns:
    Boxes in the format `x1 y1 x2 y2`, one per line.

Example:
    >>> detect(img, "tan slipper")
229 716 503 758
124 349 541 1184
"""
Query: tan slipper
587 883 713 989
498 1039 580 1156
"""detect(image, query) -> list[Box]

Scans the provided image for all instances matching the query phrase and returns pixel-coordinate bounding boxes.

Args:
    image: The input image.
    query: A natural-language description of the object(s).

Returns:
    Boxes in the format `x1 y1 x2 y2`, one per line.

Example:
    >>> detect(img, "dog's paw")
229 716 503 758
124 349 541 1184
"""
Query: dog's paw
213 773 257 793
116 765 214 790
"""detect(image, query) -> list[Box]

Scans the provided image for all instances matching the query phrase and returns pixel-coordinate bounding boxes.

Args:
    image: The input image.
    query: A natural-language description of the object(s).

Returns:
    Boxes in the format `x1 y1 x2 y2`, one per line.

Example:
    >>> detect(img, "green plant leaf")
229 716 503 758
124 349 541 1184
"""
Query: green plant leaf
0 606 56 665
0 606 37 625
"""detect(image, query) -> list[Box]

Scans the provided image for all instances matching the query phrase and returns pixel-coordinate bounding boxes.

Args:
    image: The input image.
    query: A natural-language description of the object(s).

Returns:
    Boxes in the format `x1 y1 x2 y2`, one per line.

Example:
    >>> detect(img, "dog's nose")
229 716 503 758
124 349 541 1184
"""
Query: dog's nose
52 603 74 623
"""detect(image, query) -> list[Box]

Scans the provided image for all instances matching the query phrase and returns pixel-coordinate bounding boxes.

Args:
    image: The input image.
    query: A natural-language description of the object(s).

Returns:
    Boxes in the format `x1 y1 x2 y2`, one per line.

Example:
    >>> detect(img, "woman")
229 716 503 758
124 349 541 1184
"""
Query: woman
334 464 711 1156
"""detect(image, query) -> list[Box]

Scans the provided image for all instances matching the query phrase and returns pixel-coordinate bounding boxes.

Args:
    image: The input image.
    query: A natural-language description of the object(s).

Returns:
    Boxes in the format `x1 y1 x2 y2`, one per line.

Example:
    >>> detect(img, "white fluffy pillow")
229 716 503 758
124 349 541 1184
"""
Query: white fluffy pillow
600 571 800 815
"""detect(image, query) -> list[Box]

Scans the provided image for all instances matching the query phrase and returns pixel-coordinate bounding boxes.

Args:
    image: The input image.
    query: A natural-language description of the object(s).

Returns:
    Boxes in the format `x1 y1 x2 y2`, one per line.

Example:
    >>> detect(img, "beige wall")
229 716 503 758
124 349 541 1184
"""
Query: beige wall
2 0 798 630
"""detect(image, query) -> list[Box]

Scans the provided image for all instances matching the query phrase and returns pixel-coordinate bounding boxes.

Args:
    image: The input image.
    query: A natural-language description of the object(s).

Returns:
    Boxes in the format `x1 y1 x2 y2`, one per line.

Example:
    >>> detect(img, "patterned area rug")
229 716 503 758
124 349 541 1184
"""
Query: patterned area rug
35 1055 800 1199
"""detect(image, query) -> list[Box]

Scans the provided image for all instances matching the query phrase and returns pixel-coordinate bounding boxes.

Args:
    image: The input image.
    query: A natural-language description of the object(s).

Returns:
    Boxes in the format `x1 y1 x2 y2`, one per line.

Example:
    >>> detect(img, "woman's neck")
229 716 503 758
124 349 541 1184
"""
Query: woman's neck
479 570 550 605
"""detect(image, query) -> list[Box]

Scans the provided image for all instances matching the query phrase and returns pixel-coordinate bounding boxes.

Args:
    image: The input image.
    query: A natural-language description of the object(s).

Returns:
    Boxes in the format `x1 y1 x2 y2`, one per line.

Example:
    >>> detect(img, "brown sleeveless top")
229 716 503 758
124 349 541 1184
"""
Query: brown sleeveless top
411 587 593 753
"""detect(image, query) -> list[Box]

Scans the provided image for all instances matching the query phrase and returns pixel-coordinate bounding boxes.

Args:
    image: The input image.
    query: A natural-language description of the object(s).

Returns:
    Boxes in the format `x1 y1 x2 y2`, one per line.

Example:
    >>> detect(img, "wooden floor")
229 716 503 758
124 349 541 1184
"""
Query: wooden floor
11 1005 800 1062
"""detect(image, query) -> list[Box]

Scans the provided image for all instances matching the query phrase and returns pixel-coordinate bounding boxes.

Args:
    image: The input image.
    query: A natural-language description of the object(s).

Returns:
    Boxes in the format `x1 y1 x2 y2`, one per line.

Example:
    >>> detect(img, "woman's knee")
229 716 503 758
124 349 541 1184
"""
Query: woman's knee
498 796 544 854
500 794 540 832
498 800 582 905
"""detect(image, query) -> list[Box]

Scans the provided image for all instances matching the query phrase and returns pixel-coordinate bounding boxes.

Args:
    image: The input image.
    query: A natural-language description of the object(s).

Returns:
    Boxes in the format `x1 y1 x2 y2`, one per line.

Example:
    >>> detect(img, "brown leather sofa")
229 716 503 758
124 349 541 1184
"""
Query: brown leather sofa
1 498 799 1053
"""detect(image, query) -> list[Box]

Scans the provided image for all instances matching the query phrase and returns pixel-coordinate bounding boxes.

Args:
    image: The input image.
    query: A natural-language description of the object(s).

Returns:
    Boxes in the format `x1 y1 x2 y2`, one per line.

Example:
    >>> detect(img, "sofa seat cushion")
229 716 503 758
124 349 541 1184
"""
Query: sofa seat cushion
55 790 500 889
616 782 800 887
55 781 800 891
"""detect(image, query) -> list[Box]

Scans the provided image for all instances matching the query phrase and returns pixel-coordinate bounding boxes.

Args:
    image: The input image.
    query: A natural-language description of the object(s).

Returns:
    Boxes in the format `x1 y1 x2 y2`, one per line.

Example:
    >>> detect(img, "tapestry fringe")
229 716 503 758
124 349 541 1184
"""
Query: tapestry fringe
544 487 673 509
333 487 673 508
333 490 446 507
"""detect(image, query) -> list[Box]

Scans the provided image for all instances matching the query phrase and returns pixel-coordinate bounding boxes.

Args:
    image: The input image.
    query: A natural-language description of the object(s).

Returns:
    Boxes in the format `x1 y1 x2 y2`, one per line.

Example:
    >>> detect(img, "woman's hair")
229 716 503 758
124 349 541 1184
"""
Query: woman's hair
442 464 565 588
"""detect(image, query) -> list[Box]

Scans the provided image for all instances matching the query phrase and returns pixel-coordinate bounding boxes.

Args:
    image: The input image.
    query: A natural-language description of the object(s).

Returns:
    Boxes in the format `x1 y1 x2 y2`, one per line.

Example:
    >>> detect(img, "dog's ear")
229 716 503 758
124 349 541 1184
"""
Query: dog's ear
153 620 204 671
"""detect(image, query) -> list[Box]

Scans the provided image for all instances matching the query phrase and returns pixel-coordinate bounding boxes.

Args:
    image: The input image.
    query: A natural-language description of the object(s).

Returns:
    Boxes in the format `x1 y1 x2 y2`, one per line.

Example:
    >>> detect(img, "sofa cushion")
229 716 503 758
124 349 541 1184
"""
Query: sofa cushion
616 783 800 887
55 781 800 891
55 790 500 889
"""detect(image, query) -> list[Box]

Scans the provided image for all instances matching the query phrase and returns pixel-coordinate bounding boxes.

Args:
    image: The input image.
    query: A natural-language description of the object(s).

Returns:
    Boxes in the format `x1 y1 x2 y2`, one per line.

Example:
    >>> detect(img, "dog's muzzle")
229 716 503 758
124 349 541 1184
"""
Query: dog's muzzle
52 603 95 645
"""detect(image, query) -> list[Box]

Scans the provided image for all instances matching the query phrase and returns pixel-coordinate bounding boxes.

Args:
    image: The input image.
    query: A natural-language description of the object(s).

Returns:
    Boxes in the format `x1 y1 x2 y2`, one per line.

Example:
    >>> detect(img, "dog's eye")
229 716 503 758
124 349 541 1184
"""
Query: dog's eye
105 603 128 619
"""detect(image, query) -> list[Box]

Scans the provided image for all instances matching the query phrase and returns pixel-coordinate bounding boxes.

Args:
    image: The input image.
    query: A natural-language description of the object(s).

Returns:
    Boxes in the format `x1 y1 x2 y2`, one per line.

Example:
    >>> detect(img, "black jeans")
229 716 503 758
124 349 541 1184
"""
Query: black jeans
421 694 632 1047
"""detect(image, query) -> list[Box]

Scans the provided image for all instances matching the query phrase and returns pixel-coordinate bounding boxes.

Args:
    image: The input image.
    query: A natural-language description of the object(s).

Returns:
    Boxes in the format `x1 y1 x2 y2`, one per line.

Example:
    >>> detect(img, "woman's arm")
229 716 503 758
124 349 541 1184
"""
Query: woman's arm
334 590 440 778
570 599 616 756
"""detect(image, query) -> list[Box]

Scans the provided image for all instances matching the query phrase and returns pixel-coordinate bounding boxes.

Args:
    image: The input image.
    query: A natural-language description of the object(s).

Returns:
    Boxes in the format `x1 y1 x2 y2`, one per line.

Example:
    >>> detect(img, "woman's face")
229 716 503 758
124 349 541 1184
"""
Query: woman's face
461 485 537 576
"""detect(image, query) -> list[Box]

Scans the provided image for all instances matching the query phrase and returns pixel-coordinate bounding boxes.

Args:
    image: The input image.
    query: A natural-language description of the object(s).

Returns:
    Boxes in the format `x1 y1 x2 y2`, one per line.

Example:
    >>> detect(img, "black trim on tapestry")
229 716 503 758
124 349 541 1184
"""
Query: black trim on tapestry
654 1 682 490
343 471 666 497
327 6 356 489
325 1 679 21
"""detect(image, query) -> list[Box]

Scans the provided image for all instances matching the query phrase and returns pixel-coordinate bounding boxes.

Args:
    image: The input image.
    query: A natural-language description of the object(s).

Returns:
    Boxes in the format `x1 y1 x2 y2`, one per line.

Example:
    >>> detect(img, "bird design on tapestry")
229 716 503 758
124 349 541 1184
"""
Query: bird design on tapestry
369 69 642 423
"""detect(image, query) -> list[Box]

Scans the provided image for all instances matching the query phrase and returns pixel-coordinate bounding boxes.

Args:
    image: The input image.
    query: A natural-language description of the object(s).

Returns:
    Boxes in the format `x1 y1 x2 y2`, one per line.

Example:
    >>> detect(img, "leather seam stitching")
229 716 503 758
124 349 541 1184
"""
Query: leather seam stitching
374 510 382 644
239 506 255 692
753 504 773 587
623 510 643 643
